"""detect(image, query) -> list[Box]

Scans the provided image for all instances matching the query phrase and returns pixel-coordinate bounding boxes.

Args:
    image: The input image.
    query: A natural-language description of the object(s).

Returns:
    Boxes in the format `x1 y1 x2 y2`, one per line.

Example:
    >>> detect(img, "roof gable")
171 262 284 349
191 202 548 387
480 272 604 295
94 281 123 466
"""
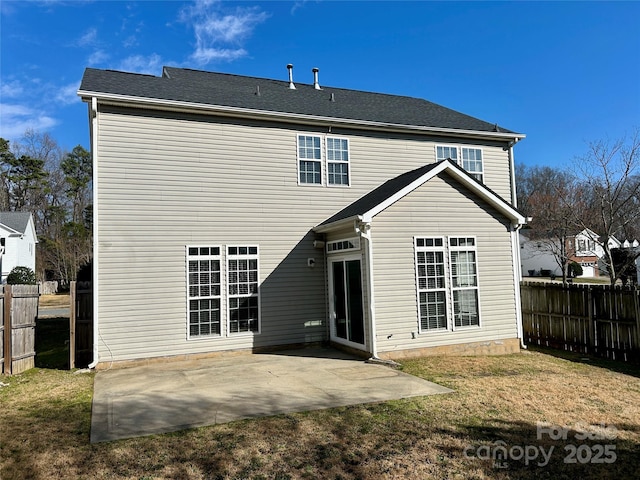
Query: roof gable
315 160 526 231
78 67 522 138
0 212 32 235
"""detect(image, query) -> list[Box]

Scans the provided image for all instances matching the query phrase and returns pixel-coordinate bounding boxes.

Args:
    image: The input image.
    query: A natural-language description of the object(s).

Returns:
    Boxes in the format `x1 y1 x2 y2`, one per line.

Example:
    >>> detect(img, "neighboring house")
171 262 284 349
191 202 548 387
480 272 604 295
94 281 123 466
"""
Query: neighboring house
78 65 527 367
521 228 636 279
519 231 563 277
0 212 38 283
569 228 620 277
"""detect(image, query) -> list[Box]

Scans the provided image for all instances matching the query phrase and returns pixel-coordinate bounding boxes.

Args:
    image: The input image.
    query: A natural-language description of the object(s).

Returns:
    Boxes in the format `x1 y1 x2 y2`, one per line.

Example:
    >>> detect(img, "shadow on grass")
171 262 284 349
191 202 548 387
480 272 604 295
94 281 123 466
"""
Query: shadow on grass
35 317 69 370
527 345 640 379
437 417 640 479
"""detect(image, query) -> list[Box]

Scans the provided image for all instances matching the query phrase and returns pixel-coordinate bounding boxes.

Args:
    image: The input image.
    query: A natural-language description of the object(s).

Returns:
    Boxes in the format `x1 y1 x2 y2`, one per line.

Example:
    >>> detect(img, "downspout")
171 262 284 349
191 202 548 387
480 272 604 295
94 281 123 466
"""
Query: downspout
511 223 527 349
88 96 100 369
508 136 527 348
355 220 379 359
508 138 520 208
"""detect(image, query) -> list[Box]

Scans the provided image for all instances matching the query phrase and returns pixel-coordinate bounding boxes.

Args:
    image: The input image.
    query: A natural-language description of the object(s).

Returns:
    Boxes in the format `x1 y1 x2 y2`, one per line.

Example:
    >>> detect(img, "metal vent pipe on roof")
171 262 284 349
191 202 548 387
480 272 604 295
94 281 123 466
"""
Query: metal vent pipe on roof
287 64 296 89
313 67 321 90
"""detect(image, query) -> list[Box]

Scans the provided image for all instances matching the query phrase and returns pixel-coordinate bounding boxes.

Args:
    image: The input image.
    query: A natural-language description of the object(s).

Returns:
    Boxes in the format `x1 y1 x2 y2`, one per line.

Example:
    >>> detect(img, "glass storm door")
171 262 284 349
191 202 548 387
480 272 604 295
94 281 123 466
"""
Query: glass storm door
330 258 365 346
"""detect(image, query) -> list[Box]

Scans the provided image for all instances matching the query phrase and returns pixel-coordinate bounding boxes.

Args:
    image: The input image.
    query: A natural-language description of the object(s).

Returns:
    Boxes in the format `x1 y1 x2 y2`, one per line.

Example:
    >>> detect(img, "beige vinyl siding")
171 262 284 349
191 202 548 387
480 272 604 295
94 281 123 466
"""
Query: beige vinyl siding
371 173 518 353
95 106 515 362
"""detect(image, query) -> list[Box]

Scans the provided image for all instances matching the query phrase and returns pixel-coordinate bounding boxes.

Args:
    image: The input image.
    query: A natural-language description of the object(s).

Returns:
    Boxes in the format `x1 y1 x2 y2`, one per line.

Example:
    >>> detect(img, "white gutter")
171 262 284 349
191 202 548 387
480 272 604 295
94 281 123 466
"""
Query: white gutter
88 96 100 369
355 220 379 359
511 223 527 349
508 138 520 207
77 90 526 143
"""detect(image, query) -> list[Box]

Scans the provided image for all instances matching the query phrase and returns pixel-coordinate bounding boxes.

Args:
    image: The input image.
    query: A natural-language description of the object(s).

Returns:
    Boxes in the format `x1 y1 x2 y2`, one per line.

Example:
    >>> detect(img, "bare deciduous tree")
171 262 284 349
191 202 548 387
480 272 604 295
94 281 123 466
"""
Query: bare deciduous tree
574 128 640 285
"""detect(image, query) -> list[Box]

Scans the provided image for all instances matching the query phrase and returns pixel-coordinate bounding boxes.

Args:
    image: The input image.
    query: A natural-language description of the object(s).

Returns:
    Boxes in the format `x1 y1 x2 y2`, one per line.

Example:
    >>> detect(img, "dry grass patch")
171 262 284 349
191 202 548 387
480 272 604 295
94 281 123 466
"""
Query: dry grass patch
1 348 639 479
39 293 70 308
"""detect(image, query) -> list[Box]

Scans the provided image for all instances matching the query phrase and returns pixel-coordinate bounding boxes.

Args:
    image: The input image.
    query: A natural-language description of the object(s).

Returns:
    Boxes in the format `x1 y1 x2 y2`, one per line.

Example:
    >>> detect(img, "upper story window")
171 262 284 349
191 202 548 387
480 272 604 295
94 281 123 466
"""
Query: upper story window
461 148 483 182
436 145 484 183
298 135 322 185
298 134 350 187
327 137 350 186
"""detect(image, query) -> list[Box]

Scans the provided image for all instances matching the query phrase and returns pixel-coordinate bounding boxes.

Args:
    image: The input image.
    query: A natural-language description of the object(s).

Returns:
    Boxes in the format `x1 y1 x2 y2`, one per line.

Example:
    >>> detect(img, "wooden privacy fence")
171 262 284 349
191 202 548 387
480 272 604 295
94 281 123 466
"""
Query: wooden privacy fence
521 281 640 363
1 285 40 375
70 280 93 368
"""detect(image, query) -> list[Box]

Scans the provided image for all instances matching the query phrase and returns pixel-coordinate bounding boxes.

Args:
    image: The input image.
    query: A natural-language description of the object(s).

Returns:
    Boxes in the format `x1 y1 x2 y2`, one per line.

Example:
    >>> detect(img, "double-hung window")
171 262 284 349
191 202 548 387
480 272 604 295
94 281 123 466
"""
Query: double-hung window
298 135 322 185
415 236 480 332
436 145 484 182
327 137 350 186
187 247 222 337
449 237 479 327
227 246 260 333
298 134 350 186
415 238 448 330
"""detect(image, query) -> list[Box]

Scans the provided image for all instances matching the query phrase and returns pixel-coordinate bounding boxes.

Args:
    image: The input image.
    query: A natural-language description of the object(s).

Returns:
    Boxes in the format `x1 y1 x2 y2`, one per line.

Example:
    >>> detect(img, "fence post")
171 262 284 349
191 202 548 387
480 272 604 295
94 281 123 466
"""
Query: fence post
3 285 12 375
70 281 76 369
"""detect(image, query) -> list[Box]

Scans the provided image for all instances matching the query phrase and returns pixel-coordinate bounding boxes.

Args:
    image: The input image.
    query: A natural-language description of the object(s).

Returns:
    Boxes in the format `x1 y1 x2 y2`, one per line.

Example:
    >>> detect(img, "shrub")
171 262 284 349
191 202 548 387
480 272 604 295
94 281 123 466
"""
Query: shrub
568 262 583 278
6 266 37 285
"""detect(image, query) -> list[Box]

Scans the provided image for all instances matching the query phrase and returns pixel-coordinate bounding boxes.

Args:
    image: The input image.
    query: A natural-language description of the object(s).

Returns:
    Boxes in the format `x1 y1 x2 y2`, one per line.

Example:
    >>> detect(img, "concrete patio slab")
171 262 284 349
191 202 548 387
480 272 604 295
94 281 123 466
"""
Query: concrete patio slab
90 348 452 443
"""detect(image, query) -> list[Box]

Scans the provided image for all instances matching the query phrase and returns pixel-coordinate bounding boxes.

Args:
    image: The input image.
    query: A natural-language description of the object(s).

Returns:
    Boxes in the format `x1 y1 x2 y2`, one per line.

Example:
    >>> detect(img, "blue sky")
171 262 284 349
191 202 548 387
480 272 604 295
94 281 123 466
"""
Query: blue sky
1 1 638 168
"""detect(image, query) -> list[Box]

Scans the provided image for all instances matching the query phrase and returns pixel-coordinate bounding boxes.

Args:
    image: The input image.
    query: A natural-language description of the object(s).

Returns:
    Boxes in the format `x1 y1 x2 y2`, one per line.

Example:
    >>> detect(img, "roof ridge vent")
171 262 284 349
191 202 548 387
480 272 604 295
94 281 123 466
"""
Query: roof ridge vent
312 67 321 90
287 64 296 90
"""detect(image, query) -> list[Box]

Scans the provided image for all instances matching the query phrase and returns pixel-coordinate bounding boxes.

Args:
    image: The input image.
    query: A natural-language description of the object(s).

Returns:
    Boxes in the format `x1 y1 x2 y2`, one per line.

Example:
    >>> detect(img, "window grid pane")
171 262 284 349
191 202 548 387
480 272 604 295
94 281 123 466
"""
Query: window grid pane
461 147 483 182
187 247 222 337
327 137 349 186
450 238 480 327
415 238 447 330
228 246 260 333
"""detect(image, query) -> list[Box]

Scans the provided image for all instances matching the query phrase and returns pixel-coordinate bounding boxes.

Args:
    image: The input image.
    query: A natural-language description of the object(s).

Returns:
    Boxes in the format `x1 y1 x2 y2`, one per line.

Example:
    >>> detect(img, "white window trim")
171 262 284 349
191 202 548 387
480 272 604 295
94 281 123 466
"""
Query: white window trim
186 245 223 340
448 237 481 330
414 237 449 333
297 134 323 186
327 237 361 254
460 147 484 183
414 236 482 334
227 245 261 336
297 134 351 187
435 144 484 183
186 244 262 339
326 136 351 188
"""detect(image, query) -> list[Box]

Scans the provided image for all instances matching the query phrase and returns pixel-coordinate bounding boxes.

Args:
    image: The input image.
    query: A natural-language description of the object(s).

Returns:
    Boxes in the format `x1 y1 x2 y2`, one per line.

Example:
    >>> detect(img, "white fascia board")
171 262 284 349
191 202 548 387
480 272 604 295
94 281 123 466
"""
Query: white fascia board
76 90 526 143
313 215 362 234
0 224 21 235
363 161 526 225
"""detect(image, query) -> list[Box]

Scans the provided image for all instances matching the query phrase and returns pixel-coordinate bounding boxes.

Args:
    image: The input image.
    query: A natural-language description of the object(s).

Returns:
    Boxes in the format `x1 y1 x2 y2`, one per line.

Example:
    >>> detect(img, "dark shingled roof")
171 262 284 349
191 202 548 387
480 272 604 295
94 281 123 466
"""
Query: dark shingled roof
0 212 32 234
318 159 519 227
79 67 518 134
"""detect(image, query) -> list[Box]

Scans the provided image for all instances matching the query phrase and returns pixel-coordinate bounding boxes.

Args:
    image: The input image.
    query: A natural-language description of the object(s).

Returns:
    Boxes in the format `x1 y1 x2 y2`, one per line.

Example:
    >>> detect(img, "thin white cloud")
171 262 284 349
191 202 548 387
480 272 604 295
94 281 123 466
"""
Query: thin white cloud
88 49 110 66
191 47 247 65
55 82 81 106
77 27 98 47
180 0 268 66
0 103 58 141
1 80 24 99
117 54 163 75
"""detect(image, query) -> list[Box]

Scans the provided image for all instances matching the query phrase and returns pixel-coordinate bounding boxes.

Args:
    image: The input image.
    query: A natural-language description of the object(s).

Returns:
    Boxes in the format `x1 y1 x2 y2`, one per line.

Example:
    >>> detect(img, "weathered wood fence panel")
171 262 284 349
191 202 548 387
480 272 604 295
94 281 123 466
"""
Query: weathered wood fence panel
70 281 93 368
1 285 40 375
521 282 640 363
